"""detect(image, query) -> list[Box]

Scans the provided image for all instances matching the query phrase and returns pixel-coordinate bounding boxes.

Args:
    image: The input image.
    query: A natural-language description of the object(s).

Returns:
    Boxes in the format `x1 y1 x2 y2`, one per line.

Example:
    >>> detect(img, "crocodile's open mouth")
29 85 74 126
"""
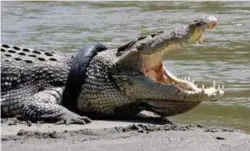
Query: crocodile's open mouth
116 15 223 103
144 61 223 93
142 57 224 103
142 16 223 94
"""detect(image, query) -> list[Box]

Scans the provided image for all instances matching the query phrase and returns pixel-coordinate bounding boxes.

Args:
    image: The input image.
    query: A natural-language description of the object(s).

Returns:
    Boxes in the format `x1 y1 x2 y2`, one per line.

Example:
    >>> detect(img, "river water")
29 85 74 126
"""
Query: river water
2 2 250 132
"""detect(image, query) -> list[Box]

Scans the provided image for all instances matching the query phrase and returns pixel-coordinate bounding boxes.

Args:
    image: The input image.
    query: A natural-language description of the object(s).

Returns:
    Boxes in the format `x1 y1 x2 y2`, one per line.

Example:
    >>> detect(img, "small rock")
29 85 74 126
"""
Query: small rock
164 127 171 131
204 128 219 133
48 131 58 139
216 136 226 140
42 133 49 138
122 128 127 132
222 128 234 132
15 115 24 120
134 124 145 133
138 128 144 133
26 121 32 127
188 124 194 128
142 124 151 131
64 130 68 133
8 119 18 126
197 124 204 128
164 124 172 128
131 124 139 130
1 138 8 141
17 129 27 136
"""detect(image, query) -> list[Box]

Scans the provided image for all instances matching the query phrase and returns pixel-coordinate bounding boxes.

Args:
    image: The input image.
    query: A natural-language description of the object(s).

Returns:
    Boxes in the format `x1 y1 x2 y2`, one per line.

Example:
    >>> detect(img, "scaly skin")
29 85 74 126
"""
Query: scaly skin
1 16 224 124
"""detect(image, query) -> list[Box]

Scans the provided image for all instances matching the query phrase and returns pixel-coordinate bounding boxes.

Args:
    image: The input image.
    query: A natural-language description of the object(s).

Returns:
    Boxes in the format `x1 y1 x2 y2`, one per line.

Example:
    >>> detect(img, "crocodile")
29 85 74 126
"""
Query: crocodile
1 16 224 124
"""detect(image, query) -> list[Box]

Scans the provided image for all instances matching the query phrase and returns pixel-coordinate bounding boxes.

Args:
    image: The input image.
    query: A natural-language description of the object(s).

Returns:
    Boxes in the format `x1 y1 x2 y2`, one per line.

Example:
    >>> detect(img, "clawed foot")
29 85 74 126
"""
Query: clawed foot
55 112 91 125
161 116 173 125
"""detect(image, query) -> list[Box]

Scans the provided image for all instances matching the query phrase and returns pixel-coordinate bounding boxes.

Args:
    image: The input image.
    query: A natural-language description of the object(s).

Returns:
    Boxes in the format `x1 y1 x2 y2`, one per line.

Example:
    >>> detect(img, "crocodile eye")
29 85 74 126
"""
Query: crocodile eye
196 22 202 26
195 21 206 27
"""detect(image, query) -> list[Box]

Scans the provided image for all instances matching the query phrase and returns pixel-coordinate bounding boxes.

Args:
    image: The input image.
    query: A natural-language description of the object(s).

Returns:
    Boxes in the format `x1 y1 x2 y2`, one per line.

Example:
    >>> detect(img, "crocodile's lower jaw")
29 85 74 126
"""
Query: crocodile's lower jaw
145 62 224 101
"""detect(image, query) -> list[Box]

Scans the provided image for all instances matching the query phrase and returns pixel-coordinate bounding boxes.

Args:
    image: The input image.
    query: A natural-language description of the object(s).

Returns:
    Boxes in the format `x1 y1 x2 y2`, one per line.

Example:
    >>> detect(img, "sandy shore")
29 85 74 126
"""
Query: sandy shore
1 117 250 151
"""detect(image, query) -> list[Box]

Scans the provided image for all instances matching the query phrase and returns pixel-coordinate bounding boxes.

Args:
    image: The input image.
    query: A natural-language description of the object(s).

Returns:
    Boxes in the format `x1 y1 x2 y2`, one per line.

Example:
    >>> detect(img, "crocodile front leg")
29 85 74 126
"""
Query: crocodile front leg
23 87 91 124
2 87 91 124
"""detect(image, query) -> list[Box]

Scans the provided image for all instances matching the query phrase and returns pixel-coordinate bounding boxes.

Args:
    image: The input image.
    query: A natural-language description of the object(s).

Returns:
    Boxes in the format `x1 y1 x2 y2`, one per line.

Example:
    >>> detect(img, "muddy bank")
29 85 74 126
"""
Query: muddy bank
2 118 250 151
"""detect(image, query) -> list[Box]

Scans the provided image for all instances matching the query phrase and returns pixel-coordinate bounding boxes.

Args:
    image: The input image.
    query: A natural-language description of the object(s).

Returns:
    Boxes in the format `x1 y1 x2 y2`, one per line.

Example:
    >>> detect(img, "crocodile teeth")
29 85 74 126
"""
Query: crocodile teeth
202 84 205 90
222 85 225 89
213 80 216 87
217 85 220 90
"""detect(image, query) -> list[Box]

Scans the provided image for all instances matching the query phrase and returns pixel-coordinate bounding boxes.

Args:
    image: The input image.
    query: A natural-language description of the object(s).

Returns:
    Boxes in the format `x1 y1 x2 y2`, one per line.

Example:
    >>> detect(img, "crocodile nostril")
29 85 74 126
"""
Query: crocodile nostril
151 34 157 38
138 36 147 40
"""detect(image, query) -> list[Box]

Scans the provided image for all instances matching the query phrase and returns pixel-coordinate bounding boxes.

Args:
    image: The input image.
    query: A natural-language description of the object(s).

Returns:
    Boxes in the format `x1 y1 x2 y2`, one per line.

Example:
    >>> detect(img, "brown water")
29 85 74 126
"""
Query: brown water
1 2 250 132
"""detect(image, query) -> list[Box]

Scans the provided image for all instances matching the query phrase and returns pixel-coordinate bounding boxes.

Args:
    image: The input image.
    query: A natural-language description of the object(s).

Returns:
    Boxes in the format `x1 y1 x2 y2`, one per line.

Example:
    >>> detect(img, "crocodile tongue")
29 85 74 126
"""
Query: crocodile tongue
162 65 200 91
144 61 200 91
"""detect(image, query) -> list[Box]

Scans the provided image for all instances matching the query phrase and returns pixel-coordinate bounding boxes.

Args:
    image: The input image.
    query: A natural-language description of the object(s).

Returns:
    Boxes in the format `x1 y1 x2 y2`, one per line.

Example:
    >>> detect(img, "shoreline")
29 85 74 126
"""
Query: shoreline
2 118 250 151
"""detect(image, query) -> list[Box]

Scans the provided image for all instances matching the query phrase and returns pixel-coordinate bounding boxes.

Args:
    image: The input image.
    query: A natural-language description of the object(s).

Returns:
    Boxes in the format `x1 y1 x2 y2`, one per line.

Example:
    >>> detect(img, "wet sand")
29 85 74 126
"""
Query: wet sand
2 117 250 151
